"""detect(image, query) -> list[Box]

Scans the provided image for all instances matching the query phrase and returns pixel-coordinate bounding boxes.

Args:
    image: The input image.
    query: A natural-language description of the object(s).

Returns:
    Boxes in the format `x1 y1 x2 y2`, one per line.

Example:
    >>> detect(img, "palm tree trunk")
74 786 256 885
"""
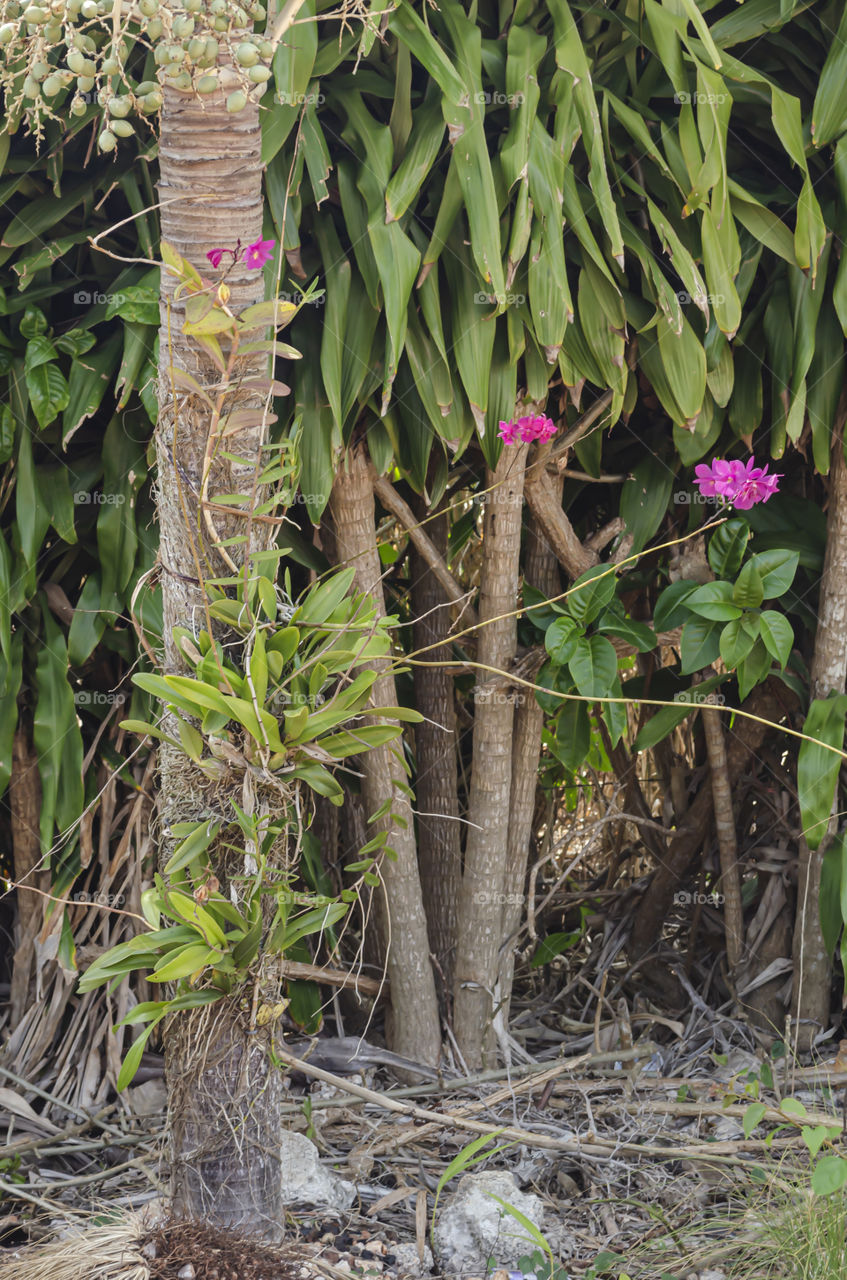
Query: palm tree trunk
411 502 461 1006
792 412 847 1048
329 444 441 1065
498 489 562 1021
453 443 528 1067
154 79 285 1237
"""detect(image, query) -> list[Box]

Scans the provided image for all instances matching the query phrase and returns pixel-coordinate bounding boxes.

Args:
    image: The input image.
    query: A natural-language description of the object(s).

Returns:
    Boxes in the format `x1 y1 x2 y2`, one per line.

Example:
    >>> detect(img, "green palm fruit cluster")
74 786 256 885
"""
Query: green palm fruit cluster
0 0 273 150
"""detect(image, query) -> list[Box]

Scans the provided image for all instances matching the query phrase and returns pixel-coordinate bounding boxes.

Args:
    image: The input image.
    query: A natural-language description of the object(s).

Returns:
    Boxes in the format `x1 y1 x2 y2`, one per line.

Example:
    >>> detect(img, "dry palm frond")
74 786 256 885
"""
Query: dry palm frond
0 1212 148 1280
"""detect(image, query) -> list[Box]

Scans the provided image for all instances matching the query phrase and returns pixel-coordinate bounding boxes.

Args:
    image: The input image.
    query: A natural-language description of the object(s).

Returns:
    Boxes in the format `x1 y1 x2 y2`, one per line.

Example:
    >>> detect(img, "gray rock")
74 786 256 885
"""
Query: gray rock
391 1242 435 1276
433 1171 550 1273
279 1130 356 1209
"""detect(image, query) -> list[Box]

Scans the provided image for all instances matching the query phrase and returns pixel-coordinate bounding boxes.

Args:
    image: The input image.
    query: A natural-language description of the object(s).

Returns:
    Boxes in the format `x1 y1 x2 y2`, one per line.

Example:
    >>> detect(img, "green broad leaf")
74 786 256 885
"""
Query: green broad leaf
720 616 758 669
733 560 764 608
595 615 657 653
238 299 297 332
811 4 847 147
34 606 84 854
545 616 580 665
737 637 772 702
680 618 722 675
269 902 349 952
708 519 750 578
619 456 674 554
164 819 222 876
820 834 846 956
105 284 160 326
568 635 618 699
150 943 223 983
804 1124 834 1160
749 549 800 599
743 1102 767 1138
798 695 847 851
63 333 123 445
295 568 355 626
183 308 236 337
289 760 344 803
657 309 707 422
653 581 698 631
318 725 403 758
26 361 69 430
759 611 794 669
531 930 583 967
161 890 227 947
117 1020 164 1092
686 581 743 621
552 699 591 772
567 565 617 625
808 1157 847 1192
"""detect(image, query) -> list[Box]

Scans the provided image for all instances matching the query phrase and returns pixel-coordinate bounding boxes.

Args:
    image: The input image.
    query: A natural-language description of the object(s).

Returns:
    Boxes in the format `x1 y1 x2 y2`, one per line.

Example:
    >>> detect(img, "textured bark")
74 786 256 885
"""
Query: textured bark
9 726 47 1026
411 503 461 1004
454 444 528 1067
524 462 596 580
498 485 562 1018
329 445 441 1066
155 81 285 1236
792 417 847 1047
376 474 476 627
701 701 744 972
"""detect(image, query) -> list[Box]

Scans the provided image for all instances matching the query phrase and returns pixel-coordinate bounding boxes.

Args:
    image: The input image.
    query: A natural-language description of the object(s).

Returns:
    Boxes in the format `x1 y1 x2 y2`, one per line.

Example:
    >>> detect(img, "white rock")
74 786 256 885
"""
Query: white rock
125 1079 167 1116
433 1171 555 1273
391 1242 435 1276
279 1130 356 1210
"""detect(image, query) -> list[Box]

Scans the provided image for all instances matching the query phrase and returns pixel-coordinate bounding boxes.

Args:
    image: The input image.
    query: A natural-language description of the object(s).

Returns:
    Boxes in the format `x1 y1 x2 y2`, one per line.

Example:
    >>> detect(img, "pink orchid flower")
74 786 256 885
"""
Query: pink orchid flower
498 413 557 446
206 248 226 269
243 237 276 269
693 457 781 508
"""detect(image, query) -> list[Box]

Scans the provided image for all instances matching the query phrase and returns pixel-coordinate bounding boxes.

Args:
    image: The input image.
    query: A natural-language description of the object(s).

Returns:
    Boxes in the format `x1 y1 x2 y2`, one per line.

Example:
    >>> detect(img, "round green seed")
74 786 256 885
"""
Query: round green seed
145 16 162 38
110 118 134 136
22 5 47 22
0 22 15 42
70 96 87 115
41 74 62 95
98 129 117 151
108 95 131 117
77 74 95 91
235 42 259 66
248 63 271 83
196 73 218 93
226 89 247 112
140 90 162 112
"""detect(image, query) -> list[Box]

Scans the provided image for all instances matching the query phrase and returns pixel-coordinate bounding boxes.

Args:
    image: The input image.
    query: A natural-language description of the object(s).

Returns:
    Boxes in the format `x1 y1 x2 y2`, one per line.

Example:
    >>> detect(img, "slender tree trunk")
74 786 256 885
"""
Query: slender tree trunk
155 80 285 1237
454 443 528 1067
411 502 461 1005
629 681 786 965
329 444 441 1065
792 415 847 1048
701 699 744 973
498 483 562 1020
